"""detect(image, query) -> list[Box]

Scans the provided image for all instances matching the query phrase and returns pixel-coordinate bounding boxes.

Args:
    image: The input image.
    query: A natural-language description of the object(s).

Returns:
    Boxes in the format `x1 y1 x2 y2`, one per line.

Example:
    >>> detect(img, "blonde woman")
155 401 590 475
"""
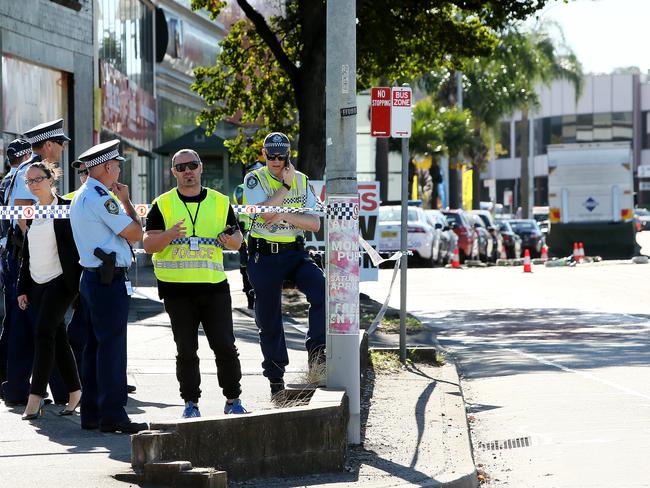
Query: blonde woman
17 162 82 420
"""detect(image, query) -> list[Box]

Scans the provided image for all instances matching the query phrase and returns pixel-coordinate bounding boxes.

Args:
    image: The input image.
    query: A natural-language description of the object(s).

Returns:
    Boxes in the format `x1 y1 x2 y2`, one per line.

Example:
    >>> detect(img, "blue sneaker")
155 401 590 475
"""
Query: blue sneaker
224 399 248 415
182 401 200 419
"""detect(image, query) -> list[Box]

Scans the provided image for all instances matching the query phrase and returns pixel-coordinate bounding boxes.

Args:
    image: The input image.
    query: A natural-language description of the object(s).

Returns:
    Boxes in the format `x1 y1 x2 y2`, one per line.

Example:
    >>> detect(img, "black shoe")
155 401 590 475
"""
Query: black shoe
269 378 285 397
127 384 137 394
99 419 148 434
81 421 99 430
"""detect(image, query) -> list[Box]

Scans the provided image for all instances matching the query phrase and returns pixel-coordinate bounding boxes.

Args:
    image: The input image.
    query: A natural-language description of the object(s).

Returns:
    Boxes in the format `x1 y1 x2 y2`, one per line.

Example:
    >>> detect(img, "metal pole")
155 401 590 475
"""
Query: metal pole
400 136 409 363
325 0 360 444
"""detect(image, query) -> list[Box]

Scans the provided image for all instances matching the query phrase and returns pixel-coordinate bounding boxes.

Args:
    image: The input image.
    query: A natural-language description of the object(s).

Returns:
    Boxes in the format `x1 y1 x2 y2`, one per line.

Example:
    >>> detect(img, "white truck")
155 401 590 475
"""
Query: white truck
546 142 638 259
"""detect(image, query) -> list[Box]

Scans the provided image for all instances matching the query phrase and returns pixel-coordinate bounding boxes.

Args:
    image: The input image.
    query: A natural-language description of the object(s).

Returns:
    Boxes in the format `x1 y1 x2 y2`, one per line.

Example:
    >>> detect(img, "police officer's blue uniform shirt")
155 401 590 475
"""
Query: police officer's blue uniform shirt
244 171 319 208
70 176 133 268
9 156 39 205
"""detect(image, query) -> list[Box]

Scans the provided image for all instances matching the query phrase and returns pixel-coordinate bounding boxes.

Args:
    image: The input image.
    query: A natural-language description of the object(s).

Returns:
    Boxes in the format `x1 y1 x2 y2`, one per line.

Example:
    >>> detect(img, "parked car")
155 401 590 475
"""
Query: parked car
466 213 493 262
442 210 478 263
508 219 545 257
495 219 522 259
424 209 456 265
378 205 437 266
634 208 650 231
470 209 504 262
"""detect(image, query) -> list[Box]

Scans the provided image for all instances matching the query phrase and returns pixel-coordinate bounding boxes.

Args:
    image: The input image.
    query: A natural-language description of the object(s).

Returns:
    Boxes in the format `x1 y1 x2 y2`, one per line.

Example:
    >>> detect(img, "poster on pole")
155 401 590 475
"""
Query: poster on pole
304 181 380 281
326 196 360 335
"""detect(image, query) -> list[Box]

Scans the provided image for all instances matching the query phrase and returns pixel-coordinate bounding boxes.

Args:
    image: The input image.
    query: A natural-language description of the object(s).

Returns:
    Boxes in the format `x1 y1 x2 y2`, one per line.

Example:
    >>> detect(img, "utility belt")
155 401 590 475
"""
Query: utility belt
249 236 304 255
87 248 129 285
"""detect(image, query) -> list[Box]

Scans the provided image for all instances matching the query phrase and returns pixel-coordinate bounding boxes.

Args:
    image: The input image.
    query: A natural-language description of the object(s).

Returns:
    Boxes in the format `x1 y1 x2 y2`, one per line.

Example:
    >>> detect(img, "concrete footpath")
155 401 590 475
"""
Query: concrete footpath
0 267 476 488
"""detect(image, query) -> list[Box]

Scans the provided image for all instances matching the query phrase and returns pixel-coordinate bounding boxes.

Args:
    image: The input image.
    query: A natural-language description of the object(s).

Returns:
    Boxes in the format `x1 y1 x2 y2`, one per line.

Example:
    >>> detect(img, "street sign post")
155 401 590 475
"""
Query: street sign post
370 87 391 137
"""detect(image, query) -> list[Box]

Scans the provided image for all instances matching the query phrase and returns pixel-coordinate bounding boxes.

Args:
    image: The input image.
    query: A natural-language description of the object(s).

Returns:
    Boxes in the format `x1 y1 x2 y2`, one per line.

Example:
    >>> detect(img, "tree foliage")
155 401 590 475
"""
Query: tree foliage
191 0 551 178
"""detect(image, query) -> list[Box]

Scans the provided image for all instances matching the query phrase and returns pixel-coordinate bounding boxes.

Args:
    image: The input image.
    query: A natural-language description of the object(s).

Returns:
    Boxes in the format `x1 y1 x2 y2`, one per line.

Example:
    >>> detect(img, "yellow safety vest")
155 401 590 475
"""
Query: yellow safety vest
249 166 307 243
232 183 251 232
152 188 229 284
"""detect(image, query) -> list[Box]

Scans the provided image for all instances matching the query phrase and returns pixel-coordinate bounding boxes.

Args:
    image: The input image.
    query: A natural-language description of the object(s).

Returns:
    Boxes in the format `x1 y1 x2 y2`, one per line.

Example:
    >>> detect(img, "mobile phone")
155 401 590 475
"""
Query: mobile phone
284 156 290 169
223 225 237 236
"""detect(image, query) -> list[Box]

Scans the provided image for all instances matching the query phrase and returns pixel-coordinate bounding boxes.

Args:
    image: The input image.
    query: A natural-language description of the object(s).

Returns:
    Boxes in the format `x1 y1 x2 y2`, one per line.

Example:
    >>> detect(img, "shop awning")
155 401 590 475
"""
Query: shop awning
153 127 227 156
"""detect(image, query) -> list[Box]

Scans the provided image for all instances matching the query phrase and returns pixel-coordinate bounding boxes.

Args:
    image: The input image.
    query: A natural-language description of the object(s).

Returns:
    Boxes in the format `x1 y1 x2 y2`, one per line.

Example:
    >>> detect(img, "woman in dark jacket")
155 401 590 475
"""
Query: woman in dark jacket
17 161 82 420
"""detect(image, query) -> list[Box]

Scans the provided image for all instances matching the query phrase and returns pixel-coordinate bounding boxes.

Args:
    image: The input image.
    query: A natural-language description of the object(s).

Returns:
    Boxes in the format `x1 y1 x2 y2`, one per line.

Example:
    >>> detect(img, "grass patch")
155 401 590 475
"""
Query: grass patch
360 312 423 334
370 348 446 373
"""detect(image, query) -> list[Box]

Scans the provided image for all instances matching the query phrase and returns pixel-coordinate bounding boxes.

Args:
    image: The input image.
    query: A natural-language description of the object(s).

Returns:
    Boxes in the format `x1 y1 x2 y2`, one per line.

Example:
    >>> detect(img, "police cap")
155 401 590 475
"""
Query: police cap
263 132 290 155
23 118 71 145
78 140 125 169
6 138 32 162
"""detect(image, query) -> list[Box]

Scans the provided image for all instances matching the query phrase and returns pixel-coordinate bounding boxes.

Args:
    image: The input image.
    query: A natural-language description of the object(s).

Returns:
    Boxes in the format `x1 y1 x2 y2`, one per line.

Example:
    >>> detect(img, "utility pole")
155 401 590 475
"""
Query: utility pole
325 0 360 444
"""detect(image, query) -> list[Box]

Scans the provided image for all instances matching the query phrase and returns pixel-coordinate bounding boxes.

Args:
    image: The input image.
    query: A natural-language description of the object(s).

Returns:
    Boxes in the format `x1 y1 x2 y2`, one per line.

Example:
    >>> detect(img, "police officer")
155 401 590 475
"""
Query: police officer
143 149 247 418
231 158 265 310
243 132 325 397
69 140 147 433
0 139 32 397
1 120 70 405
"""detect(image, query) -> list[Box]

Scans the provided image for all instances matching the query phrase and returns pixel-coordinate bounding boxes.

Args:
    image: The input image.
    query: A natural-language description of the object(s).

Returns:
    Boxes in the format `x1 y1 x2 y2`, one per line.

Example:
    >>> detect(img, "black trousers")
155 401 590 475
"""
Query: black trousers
30 275 81 397
164 287 242 403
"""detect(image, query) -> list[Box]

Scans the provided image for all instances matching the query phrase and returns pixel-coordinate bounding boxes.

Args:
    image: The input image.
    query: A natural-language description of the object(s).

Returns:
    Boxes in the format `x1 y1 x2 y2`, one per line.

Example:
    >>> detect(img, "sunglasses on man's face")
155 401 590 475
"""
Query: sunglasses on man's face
267 153 288 162
77 169 89 176
52 140 67 148
174 161 200 172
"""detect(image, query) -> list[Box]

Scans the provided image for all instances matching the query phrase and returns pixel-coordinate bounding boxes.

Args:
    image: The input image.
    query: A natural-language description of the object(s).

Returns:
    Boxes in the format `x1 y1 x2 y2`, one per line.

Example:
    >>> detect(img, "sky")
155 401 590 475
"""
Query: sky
525 0 650 75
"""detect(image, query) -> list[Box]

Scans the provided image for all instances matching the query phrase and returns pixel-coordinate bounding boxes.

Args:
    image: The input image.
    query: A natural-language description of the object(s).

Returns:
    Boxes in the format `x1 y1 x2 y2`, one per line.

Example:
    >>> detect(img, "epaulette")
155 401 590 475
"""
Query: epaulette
95 186 108 197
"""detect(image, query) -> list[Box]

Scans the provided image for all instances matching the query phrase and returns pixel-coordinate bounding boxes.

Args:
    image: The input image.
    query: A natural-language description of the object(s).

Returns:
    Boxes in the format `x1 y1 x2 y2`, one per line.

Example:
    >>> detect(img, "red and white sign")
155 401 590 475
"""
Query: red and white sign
370 87 391 137
134 204 149 218
390 86 412 138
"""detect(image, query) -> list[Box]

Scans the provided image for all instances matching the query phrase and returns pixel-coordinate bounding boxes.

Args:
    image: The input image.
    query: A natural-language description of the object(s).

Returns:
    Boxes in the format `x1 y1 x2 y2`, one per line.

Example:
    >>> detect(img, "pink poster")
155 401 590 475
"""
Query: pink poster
326 196 360 335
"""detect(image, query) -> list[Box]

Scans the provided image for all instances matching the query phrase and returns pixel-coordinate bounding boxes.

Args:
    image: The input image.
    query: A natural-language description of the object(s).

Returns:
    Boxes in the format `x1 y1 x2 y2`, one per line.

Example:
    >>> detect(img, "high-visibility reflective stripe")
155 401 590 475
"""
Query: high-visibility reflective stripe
170 237 222 247
152 260 225 271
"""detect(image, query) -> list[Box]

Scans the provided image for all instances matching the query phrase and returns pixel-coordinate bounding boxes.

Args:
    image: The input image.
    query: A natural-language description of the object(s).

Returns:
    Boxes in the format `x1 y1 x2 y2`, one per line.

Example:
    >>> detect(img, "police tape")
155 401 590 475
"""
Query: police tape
0 203 333 220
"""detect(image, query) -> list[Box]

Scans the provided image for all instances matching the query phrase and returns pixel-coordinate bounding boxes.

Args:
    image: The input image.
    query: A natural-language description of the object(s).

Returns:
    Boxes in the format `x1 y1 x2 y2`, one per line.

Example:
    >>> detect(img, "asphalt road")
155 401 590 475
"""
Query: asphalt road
361 231 650 488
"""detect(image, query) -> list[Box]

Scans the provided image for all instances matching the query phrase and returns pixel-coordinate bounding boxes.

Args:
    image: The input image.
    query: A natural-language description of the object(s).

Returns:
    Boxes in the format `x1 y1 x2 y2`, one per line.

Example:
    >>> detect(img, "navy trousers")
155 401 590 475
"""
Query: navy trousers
78 270 130 425
247 249 326 380
1 251 67 403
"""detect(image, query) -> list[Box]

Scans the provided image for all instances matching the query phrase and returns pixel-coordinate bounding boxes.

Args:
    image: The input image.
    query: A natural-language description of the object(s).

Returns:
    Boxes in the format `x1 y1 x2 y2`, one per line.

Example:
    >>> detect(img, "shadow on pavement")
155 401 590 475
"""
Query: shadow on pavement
418 307 650 378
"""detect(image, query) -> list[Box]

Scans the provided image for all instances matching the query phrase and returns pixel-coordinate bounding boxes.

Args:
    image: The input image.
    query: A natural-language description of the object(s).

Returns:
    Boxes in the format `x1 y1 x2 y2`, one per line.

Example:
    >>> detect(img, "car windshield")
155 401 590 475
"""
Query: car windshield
497 221 512 232
510 221 538 232
380 207 418 222
636 208 650 216
475 214 490 227
443 212 463 227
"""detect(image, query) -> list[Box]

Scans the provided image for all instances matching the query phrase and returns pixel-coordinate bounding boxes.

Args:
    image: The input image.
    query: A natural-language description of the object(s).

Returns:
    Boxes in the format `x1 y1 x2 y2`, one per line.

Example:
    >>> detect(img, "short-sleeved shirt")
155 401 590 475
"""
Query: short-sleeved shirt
70 176 133 268
146 187 239 299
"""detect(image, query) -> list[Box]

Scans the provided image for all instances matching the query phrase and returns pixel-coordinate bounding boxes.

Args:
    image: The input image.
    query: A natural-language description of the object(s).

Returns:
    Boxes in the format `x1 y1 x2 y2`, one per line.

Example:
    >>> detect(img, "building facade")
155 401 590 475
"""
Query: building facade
484 73 650 211
0 0 94 194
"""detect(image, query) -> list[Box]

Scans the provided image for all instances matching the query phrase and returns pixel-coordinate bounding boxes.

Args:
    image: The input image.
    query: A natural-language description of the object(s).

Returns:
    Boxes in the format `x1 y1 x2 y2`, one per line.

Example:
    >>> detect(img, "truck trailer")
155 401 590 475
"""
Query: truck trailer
546 142 639 259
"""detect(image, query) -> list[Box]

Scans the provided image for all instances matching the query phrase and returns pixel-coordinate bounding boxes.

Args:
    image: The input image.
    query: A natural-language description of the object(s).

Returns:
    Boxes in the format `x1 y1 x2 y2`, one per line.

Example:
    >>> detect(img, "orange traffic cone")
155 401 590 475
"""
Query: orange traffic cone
578 242 585 262
572 242 579 261
523 249 532 273
451 247 461 269
541 244 549 261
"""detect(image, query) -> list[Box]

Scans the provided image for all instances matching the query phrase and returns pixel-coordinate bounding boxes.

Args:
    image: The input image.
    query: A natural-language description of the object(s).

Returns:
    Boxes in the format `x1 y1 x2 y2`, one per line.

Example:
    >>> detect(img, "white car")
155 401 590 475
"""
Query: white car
378 205 436 266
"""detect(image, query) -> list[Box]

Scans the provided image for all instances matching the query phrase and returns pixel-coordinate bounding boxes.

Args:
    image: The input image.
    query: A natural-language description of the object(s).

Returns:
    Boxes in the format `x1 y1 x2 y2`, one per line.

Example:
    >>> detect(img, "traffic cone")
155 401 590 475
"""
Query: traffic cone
523 249 532 273
451 247 461 269
572 242 579 261
578 242 585 262
541 245 549 262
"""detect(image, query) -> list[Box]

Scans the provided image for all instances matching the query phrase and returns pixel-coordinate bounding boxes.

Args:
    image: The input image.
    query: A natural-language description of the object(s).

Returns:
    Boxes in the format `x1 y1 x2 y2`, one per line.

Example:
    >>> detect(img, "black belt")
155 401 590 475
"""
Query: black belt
83 266 128 275
249 236 304 255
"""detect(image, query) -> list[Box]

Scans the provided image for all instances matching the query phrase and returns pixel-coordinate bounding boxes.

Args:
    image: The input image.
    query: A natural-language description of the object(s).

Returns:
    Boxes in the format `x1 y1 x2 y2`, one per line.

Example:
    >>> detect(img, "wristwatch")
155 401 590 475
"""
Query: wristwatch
282 181 291 191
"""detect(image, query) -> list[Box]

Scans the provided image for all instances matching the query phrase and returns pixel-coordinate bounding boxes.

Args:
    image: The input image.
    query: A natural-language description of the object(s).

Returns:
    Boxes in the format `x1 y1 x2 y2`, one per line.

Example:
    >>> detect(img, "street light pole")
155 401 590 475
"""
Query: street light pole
325 0 360 444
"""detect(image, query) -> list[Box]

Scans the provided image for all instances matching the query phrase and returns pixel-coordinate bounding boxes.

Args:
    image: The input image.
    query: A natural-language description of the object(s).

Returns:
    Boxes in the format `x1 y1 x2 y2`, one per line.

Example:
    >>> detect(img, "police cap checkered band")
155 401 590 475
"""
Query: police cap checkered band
23 118 71 145
263 132 290 153
78 139 125 169
6 139 32 161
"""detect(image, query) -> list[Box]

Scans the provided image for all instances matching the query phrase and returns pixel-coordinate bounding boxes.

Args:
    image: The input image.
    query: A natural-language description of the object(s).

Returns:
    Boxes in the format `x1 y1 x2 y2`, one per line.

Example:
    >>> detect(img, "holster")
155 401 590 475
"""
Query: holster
93 248 117 286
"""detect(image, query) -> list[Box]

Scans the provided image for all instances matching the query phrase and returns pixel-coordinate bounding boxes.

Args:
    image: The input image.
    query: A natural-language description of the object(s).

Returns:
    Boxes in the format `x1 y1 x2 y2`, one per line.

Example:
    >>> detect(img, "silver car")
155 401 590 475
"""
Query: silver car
378 206 437 266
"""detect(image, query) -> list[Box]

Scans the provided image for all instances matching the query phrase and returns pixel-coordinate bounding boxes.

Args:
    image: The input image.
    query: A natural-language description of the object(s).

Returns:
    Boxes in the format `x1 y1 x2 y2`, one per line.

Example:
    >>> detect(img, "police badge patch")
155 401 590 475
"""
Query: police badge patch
104 198 119 215
246 176 258 189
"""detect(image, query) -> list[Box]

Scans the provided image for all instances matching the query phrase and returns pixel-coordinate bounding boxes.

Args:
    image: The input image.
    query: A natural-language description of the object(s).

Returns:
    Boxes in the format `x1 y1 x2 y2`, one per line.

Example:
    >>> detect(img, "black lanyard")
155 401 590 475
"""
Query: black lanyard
181 200 201 237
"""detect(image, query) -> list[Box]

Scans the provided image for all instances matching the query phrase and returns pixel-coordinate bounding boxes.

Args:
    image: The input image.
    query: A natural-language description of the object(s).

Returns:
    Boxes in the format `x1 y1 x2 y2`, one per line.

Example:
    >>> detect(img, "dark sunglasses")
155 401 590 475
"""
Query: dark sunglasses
77 169 89 176
174 161 200 172
267 153 288 162
52 139 68 147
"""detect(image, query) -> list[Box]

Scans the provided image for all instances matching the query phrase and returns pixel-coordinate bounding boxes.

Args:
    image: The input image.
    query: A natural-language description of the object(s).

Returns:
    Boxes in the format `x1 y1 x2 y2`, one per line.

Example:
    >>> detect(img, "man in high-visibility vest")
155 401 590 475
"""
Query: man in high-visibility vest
143 148 247 418
231 159 265 310
243 132 325 398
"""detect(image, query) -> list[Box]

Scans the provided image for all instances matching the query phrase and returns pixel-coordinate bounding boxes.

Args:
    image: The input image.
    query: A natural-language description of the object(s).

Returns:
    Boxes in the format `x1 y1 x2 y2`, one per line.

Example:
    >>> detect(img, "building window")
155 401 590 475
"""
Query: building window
612 112 633 141
576 113 593 142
